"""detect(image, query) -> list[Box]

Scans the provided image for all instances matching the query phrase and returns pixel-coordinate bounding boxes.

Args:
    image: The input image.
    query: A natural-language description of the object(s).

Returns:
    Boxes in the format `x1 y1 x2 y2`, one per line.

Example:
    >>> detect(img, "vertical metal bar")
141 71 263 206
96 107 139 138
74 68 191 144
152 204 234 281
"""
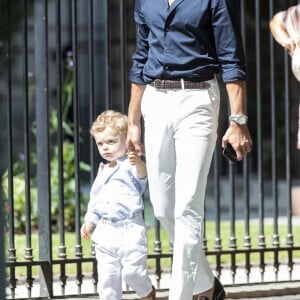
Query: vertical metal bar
0 88 6 300
228 165 237 283
34 0 53 297
88 1 98 292
23 0 34 297
284 35 294 277
213 149 222 278
72 0 84 293
6 0 14 251
255 0 266 281
269 0 280 281
226 8 239 283
0 17 5 285
91 243 98 293
88 0 96 180
243 155 251 284
55 0 68 295
103 0 111 107
154 219 162 288
119 0 126 112
0 177 6 300
5 0 17 297
240 0 251 283
5 7 17 300
0 21 7 287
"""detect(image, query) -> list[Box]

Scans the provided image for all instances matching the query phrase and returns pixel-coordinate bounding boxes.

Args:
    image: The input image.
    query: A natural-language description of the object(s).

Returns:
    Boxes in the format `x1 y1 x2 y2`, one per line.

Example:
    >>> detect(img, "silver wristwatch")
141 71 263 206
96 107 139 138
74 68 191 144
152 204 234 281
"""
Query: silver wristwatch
229 114 248 125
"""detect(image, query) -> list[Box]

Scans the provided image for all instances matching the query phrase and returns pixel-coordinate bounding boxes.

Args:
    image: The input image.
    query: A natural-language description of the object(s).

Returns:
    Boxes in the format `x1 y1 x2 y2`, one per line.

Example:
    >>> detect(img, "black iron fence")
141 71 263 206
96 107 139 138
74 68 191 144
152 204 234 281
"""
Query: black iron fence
1 0 300 299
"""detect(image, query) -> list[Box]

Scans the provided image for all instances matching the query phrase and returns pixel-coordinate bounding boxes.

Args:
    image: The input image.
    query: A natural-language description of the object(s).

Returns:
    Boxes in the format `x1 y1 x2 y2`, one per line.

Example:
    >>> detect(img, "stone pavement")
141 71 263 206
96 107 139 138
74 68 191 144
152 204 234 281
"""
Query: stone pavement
52 282 300 300
8 279 300 300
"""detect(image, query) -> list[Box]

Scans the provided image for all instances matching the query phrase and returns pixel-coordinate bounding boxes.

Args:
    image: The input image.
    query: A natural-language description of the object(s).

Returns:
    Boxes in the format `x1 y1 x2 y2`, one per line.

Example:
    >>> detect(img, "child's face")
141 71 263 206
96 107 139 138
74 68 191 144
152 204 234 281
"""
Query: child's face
94 127 127 162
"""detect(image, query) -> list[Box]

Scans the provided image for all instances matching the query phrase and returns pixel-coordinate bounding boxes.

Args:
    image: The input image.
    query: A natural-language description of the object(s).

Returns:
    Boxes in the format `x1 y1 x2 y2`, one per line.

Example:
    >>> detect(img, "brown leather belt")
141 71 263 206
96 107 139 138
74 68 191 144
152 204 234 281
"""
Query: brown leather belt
149 79 211 89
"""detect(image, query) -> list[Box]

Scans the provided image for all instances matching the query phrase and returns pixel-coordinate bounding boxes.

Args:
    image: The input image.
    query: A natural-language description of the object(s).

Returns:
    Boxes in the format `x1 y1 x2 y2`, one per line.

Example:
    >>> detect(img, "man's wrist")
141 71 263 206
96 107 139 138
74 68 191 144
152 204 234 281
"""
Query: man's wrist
229 114 248 125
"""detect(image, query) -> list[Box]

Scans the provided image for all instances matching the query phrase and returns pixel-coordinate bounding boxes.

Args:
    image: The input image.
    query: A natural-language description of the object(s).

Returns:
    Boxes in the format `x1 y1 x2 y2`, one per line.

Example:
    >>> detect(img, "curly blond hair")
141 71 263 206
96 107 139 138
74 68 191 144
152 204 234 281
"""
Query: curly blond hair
90 110 128 138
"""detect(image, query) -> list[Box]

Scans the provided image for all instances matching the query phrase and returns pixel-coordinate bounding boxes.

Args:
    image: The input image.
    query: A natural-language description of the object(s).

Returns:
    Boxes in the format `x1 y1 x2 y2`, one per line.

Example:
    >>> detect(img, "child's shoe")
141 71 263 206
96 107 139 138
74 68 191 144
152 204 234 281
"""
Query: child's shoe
141 286 156 300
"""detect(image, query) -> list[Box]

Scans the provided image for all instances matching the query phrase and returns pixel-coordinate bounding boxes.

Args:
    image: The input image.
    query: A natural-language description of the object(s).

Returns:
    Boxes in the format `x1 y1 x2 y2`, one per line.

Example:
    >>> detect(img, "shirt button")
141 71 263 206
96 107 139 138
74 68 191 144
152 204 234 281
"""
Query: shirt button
165 66 169 70
166 49 170 53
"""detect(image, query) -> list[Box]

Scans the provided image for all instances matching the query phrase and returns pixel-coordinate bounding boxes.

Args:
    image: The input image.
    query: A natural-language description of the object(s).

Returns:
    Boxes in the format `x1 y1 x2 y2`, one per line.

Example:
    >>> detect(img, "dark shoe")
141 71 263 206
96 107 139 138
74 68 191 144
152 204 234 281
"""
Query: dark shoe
196 277 225 300
212 277 226 300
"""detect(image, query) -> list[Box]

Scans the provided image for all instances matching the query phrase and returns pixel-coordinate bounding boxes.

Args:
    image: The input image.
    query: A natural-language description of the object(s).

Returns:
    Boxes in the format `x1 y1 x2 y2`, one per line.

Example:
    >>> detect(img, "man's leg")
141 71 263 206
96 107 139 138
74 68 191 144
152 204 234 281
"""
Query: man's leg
142 82 220 300
170 84 219 300
142 86 177 240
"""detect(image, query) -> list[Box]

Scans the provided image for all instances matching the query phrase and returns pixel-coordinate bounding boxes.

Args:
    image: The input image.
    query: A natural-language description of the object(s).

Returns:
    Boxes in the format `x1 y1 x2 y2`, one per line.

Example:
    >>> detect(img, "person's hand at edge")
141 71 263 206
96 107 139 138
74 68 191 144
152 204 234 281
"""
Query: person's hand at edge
127 83 146 156
222 123 252 161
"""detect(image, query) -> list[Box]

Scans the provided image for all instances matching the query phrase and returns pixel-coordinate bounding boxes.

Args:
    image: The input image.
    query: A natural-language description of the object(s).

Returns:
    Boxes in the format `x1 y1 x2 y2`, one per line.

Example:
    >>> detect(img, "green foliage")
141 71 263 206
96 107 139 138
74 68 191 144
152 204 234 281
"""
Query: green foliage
2 51 90 233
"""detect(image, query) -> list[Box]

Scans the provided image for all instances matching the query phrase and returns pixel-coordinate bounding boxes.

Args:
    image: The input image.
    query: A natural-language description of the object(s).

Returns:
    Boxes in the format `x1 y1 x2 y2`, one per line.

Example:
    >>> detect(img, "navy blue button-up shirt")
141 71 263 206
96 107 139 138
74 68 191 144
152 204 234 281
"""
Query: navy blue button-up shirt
129 0 246 84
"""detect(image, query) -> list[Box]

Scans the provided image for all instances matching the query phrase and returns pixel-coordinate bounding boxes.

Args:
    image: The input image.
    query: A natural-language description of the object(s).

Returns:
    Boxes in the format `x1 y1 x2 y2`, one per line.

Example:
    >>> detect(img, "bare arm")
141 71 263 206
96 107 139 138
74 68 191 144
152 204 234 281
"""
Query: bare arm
127 83 147 156
270 11 296 55
222 81 252 161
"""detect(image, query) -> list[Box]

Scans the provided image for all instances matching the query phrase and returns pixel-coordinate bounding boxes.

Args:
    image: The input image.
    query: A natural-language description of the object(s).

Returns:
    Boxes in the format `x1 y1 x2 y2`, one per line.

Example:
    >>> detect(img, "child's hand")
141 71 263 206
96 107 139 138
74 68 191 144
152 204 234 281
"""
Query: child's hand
127 151 141 166
127 151 147 178
80 222 93 240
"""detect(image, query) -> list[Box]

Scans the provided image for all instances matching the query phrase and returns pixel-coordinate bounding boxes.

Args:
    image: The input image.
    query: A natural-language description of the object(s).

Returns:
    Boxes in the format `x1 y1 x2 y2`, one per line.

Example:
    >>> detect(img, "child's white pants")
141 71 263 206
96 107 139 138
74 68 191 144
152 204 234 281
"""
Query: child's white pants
92 215 153 300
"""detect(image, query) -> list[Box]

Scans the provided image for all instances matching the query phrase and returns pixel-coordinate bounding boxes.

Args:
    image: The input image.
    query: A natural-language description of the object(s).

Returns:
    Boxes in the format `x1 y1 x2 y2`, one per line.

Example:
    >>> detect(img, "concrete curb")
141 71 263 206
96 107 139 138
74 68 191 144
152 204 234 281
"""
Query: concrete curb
225 281 300 299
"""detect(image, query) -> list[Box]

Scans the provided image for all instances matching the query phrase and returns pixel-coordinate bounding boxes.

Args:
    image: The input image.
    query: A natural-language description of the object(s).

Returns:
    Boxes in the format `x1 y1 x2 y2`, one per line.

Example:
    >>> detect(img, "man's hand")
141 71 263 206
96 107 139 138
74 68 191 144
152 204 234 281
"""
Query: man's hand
126 123 145 156
222 123 252 161
127 83 146 156
224 81 252 161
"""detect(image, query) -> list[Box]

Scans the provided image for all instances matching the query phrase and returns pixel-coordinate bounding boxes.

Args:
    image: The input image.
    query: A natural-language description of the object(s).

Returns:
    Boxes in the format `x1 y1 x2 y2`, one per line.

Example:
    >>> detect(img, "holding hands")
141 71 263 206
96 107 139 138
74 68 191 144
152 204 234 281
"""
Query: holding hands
126 151 147 179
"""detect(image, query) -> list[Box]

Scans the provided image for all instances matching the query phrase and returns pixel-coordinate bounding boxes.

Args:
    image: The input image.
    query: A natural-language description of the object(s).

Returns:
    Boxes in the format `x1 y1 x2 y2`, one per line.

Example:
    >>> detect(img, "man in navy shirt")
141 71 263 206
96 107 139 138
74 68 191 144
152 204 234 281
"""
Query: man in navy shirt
127 1 252 299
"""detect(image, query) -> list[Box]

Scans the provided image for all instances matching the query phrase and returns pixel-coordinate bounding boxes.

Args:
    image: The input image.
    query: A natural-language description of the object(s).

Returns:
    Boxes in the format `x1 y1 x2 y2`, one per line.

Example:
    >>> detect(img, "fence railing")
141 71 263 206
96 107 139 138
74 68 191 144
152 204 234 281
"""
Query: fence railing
1 0 300 299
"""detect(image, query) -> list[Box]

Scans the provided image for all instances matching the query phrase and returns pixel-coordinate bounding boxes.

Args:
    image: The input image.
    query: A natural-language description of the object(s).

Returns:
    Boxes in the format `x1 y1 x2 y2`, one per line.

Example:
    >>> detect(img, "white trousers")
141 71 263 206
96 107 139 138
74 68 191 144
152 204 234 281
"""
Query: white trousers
92 215 153 300
141 79 220 300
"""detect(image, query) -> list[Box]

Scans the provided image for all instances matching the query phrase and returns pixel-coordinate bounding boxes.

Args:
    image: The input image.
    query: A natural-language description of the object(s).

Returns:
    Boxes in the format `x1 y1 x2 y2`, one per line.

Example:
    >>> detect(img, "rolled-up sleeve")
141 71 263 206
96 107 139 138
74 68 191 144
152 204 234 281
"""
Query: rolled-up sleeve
212 0 246 82
129 2 150 84
84 210 101 225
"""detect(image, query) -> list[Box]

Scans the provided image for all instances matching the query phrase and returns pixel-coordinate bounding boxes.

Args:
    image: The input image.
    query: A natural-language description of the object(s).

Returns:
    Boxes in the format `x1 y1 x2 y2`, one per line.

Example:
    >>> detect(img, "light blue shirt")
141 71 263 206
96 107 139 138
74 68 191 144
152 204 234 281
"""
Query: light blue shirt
84 156 147 224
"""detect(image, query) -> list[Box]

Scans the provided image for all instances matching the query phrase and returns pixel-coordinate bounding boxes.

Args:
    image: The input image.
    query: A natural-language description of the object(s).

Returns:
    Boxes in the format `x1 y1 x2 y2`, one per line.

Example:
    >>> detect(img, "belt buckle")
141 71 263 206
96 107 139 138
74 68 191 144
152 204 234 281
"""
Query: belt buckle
153 79 164 89
153 79 159 88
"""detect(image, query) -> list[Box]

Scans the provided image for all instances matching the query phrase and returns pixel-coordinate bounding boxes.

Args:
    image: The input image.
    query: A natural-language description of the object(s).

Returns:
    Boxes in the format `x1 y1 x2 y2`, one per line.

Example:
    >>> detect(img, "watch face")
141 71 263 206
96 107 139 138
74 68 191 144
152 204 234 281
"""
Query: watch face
230 115 247 125
239 116 247 124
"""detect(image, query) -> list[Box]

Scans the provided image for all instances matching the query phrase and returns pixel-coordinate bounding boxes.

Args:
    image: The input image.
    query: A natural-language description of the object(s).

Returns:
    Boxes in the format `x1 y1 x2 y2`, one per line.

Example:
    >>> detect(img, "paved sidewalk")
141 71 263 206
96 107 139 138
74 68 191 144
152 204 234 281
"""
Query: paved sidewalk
52 283 300 300
52 282 300 300
7 263 300 299
9 281 300 300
